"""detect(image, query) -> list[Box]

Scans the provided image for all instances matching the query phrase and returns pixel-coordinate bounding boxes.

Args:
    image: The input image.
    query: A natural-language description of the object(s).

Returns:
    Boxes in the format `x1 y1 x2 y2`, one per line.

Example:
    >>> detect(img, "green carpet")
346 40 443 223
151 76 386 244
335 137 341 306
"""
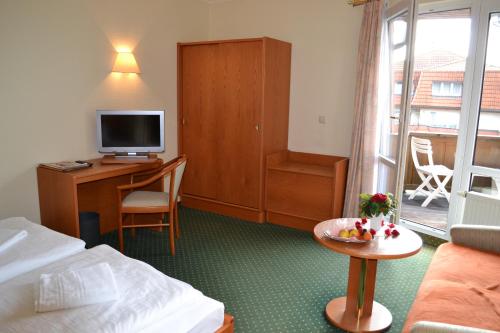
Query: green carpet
101 207 435 332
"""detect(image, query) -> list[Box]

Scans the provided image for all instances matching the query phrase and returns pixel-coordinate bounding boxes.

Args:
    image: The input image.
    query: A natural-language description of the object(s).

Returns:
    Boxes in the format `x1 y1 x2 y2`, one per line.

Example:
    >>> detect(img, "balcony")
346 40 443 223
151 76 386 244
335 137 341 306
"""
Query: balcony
401 131 500 230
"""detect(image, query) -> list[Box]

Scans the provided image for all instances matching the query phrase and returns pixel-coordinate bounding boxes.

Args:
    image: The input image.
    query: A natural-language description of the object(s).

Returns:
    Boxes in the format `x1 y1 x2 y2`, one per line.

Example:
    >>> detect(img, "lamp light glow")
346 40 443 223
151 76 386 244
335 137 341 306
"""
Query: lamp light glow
112 51 140 74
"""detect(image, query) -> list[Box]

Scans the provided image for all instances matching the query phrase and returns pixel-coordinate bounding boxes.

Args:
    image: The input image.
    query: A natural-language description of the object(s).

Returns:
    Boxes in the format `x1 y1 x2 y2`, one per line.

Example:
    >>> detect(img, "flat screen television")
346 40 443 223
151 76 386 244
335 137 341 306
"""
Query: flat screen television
96 110 164 155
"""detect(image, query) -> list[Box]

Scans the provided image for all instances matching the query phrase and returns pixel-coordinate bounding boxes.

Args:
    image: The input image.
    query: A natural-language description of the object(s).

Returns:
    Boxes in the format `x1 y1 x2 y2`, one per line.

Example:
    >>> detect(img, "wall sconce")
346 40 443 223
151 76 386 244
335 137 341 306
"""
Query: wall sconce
112 51 140 74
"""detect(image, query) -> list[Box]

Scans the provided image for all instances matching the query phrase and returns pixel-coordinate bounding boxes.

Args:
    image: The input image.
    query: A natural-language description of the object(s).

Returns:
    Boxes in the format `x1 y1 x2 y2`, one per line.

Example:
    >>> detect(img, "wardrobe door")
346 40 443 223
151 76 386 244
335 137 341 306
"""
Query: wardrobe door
215 41 263 208
181 44 218 199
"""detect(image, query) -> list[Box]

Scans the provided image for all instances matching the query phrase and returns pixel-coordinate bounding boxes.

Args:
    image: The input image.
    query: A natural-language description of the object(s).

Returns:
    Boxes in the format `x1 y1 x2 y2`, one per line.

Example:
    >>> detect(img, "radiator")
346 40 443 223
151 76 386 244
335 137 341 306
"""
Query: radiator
462 191 500 226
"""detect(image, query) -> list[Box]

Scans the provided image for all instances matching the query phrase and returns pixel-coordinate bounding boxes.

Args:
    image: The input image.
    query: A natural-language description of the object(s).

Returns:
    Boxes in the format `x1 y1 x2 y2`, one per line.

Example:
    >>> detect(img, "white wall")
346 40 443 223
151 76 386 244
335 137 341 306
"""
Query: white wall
208 0 363 156
0 0 209 222
0 0 363 223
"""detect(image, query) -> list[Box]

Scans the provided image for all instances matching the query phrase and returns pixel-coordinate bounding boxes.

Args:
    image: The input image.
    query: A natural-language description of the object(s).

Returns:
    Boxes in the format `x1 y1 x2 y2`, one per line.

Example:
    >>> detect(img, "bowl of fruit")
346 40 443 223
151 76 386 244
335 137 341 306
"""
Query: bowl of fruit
323 218 376 243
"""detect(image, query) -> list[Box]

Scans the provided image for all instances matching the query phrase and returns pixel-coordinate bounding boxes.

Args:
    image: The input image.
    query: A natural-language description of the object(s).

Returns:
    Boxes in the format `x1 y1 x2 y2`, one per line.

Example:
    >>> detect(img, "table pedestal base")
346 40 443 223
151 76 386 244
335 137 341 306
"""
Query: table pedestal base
325 297 392 332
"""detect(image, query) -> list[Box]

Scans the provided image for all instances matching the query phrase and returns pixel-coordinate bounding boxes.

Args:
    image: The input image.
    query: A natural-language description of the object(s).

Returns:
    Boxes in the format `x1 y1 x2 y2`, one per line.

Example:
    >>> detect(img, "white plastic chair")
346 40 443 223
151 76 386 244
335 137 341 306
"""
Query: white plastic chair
408 137 453 207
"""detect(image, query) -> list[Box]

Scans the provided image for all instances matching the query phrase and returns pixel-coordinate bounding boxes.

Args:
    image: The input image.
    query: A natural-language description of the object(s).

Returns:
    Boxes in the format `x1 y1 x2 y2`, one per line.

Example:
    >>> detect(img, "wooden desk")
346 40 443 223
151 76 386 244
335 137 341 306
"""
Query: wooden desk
37 158 162 238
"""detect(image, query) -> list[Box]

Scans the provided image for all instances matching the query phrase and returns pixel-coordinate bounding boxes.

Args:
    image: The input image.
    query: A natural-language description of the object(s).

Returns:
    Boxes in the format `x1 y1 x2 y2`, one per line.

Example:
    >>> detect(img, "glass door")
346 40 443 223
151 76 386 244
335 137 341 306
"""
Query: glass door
377 0 416 205
399 4 473 232
382 0 500 238
454 0 500 225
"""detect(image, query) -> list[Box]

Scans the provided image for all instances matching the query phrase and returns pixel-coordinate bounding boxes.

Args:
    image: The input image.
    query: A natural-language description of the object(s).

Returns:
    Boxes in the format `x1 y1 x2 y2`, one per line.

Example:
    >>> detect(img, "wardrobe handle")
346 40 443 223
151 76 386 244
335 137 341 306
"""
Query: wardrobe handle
255 124 260 132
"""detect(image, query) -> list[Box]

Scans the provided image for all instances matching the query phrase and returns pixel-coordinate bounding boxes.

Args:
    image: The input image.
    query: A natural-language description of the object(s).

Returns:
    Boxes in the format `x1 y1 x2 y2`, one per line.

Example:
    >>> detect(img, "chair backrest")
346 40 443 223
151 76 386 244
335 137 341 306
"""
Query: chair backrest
161 155 187 204
410 136 434 169
171 158 186 200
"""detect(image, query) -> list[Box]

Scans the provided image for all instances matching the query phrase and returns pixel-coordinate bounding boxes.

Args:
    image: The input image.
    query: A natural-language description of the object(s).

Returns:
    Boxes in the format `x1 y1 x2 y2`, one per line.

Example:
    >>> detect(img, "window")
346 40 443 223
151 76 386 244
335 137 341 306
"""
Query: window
432 81 463 97
419 109 460 129
394 81 403 95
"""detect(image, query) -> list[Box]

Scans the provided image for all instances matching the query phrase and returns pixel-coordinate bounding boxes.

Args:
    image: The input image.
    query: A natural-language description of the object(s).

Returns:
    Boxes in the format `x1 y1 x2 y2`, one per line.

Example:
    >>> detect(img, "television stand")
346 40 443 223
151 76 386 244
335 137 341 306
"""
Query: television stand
101 153 159 164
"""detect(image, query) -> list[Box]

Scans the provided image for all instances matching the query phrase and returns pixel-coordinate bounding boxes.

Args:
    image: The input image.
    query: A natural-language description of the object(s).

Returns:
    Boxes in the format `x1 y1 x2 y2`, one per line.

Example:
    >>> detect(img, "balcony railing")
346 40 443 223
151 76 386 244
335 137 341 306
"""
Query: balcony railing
404 131 500 189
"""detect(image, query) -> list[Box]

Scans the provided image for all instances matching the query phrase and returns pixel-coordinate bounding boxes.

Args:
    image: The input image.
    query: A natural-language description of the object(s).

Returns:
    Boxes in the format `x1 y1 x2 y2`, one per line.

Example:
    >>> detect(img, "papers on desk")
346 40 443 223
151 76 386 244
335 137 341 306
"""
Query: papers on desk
39 161 91 172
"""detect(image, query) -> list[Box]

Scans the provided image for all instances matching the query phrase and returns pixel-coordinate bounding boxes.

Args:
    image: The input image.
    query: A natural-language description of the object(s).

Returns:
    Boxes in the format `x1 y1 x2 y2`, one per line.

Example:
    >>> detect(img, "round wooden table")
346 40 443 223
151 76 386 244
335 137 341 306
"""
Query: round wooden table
313 219 422 332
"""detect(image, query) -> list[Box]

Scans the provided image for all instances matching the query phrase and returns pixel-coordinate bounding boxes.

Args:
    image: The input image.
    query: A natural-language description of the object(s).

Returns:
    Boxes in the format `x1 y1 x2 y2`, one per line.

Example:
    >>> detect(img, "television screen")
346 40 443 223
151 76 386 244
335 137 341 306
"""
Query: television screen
96 110 164 154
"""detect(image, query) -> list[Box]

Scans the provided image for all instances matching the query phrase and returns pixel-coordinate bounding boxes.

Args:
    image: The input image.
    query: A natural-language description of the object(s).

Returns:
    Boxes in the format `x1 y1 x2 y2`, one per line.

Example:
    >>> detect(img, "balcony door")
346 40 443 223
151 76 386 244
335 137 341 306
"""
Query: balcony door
377 0 415 201
452 0 500 226
380 0 500 239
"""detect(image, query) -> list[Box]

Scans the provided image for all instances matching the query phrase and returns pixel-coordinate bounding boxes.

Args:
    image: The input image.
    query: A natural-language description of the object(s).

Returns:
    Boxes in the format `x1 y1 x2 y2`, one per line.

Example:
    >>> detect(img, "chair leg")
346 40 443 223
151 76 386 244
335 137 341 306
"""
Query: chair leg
118 213 124 253
160 213 165 232
409 174 433 200
421 174 452 207
169 210 175 256
130 214 136 238
175 203 180 239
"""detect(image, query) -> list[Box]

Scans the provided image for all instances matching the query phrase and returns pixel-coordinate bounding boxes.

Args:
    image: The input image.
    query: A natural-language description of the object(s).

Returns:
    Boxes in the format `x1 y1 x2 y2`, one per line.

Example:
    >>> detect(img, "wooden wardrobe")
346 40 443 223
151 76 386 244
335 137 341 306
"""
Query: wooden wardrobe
177 37 291 222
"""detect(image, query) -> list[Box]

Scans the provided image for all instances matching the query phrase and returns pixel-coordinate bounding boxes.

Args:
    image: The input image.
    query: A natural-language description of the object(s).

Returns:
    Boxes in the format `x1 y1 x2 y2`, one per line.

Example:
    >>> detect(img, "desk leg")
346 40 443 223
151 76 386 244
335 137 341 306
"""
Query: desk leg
325 257 392 332
37 168 79 237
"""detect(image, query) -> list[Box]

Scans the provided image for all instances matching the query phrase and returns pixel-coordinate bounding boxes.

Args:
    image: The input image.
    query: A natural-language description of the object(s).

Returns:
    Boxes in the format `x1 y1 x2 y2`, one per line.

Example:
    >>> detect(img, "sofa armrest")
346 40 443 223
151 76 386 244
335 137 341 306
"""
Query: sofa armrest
411 321 498 333
450 225 500 254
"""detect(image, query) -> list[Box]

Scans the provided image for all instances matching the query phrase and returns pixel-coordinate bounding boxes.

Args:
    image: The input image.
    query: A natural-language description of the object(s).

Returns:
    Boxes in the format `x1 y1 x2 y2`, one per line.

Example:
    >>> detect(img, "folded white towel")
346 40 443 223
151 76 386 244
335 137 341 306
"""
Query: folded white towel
35 262 119 313
0 229 27 253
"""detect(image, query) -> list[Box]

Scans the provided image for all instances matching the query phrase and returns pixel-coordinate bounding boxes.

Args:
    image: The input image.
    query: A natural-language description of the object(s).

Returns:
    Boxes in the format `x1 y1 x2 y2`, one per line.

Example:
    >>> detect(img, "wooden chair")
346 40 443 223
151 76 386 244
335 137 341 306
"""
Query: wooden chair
116 155 187 255
408 137 453 207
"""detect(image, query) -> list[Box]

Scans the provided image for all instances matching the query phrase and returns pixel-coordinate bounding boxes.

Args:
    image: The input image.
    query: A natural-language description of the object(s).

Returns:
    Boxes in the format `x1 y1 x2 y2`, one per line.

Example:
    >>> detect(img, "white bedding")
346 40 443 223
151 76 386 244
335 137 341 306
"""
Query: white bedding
0 244 225 333
0 217 85 283
142 293 225 333
0 229 27 253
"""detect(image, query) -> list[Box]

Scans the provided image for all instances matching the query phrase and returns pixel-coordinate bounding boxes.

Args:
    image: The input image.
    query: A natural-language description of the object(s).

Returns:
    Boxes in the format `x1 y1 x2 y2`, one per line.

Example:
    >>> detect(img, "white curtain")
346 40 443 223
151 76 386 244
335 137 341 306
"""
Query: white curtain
343 0 384 217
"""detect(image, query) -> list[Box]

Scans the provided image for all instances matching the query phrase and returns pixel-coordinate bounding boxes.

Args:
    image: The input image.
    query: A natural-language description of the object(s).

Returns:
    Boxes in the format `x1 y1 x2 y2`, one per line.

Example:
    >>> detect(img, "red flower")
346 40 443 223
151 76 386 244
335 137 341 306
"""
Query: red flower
389 223 395 229
391 229 400 237
369 228 376 236
370 193 388 203
384 228 391 236
355 221 362 229
361 218 368 225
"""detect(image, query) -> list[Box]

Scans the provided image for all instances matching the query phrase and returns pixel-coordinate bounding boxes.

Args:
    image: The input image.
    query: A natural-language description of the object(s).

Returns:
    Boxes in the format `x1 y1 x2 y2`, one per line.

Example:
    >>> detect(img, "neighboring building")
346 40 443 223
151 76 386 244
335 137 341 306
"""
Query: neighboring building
393 51 500 137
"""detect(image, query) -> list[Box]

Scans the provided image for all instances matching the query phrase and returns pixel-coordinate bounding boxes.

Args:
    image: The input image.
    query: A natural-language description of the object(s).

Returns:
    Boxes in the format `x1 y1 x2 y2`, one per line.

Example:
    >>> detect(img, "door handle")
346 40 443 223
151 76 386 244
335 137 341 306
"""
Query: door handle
255 124 260 132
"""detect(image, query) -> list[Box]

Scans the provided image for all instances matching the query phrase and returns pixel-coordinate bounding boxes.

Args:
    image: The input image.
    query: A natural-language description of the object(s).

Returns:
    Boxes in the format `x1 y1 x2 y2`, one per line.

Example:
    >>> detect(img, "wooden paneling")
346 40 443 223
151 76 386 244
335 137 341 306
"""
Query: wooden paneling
178 37 291 222
265 151 349 231
265 211 319 232
262 38 291 156
181 195 265 223
404 133 500 188
215 41 262 208
332 159 349 218
267 170 333 220
181 44 218 199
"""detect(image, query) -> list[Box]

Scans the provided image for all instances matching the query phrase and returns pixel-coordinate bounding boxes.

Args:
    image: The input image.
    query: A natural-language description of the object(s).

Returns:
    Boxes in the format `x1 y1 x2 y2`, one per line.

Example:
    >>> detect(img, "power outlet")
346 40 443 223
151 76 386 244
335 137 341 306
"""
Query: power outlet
318 115 326 124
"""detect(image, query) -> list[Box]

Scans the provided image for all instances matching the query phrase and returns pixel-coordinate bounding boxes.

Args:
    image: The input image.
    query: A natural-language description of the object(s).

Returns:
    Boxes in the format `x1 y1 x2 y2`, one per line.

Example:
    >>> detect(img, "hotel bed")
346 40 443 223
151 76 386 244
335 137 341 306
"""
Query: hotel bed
0 217 85 283
0 218 234 333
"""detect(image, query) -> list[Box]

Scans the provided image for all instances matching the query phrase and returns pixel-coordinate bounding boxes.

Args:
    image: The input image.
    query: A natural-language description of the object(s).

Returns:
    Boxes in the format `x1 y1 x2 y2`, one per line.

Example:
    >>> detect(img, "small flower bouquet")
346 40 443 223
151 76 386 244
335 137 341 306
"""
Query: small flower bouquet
359 192 398 233
359 192 397 218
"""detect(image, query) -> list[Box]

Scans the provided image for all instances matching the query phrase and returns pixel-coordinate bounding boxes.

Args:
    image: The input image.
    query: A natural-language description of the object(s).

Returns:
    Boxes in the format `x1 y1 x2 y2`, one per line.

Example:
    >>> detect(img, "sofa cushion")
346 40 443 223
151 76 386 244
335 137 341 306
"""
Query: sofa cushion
403 242 500 332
